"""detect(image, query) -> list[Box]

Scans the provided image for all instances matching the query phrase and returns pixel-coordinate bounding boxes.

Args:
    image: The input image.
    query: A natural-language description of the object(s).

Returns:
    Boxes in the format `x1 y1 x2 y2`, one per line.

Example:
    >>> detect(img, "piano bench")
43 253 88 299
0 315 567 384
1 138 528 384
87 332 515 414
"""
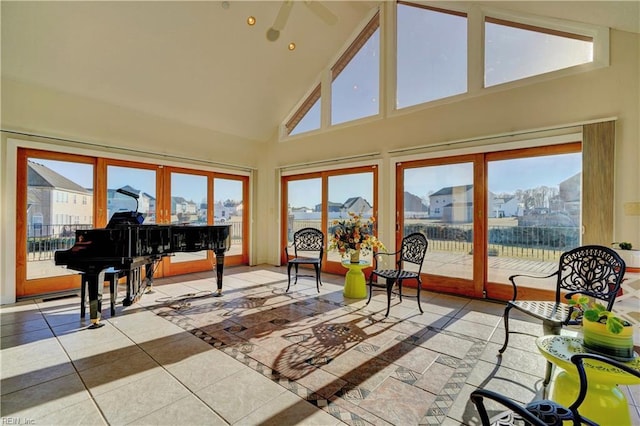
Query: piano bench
80 267 127 319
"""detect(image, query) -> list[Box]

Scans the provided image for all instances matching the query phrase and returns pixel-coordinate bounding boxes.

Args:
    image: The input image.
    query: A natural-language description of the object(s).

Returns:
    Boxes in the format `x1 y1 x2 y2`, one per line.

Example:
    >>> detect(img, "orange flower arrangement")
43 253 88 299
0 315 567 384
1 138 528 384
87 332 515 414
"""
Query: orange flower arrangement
328 212 386 257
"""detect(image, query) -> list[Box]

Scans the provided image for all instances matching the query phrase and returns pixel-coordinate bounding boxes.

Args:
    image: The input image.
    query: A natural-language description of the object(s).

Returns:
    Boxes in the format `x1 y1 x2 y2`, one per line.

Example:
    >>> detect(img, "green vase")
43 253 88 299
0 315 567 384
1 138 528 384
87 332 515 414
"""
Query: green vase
582 319 634 361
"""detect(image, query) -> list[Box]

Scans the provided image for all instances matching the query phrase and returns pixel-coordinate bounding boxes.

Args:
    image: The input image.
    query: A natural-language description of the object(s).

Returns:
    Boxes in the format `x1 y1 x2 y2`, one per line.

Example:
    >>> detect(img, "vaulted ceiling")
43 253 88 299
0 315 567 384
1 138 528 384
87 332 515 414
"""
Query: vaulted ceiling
2 1 638 143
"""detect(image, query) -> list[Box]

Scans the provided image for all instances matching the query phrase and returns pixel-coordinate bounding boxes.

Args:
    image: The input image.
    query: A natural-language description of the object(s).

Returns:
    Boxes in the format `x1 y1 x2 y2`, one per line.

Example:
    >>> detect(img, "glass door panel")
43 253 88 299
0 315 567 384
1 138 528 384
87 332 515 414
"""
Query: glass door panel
487 153 582 290
171 172 208 263
285 177 322 258
327 172 375 264
403 162 475 281
214 177 244 258
106 165 156 224
26 158 94 281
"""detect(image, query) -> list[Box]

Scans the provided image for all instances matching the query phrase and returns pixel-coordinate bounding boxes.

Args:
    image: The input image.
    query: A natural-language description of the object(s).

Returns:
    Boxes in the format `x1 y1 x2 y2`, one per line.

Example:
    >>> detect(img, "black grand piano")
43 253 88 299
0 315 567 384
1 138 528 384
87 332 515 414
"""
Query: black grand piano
55 188 231 328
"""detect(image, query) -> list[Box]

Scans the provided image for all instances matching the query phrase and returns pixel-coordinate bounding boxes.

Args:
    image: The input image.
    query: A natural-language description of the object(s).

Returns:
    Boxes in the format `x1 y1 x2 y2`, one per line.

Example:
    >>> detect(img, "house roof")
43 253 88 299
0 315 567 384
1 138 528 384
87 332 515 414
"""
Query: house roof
430 185 474 197
28 161 91 194
3 1 637 143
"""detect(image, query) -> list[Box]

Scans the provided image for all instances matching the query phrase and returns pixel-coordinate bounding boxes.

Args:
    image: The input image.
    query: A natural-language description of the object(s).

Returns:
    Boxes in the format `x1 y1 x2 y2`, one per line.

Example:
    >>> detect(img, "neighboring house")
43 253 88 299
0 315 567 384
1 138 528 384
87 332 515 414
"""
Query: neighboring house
107 185 155 222
172 196 198 223
404 192 428 215
27 161 93 237
429 185 473 221
324 201 343 213
489 195 521 218
341 197 372 215
559 172 581 219
215 201 237 221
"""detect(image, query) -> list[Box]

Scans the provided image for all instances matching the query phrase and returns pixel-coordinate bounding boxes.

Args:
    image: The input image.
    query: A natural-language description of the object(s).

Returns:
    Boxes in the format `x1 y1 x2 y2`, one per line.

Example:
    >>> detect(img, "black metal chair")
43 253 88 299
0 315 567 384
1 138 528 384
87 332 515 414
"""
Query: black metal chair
470 352 639 426
367 232 428 317
285 227 324 293
498 245 626 391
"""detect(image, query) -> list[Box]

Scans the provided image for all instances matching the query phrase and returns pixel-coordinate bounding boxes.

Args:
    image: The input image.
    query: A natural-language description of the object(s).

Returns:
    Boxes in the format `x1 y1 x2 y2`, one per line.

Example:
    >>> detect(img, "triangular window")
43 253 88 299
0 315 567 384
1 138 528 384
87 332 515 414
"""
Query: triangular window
286 85 321 136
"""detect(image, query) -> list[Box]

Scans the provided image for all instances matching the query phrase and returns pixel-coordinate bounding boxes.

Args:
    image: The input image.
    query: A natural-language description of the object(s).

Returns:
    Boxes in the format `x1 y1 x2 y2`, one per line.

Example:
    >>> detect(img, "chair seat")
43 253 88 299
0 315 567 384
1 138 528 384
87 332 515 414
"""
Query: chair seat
288 257 321 265
372 269 419 280
509 300 571 323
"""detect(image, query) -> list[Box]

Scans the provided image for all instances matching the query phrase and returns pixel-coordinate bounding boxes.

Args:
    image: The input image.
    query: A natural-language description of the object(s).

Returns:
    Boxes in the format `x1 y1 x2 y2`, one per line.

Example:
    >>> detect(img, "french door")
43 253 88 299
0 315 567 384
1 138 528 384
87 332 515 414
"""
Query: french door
396 142 582 299
281 165 378 276
16 148 249 298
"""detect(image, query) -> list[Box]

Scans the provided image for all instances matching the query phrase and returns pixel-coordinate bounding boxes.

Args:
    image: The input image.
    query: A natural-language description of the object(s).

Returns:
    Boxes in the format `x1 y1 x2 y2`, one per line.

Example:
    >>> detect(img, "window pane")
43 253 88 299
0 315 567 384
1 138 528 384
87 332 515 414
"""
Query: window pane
107 166 156 224
289 97 320 136
214 177 244 257
171 172 207 263
397 4 467 108
404 163 474 280
26 158 93 280
328 172 375 262
287 178 322 246
485 20 593 87
331 29 380 125
487 153 582 287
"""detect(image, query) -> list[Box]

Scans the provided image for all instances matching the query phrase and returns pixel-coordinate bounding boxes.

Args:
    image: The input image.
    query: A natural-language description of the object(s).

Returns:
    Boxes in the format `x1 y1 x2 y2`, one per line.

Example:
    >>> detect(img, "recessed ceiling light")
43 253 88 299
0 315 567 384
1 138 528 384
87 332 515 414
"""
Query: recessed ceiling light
221 1 230 10
247 16 256 26
288 42 296 51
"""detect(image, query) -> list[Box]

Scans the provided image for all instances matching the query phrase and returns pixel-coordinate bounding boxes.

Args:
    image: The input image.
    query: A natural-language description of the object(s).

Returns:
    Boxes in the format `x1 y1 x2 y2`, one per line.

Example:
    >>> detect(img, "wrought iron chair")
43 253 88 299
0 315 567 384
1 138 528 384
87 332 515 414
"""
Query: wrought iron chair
285 227 324 293
498 245 626 391
367 232 428 317
470 352 638 426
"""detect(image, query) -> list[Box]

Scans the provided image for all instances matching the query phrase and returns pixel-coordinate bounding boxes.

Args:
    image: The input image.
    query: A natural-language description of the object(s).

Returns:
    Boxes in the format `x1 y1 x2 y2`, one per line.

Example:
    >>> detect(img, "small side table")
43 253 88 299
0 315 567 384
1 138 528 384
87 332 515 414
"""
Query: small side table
341 260 370 299
536 335 640 425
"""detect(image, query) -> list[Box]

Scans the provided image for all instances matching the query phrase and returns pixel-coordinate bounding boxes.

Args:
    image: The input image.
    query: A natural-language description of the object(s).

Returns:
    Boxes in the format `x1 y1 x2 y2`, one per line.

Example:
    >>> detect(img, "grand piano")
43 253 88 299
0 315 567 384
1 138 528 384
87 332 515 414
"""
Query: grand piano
55 189 232 328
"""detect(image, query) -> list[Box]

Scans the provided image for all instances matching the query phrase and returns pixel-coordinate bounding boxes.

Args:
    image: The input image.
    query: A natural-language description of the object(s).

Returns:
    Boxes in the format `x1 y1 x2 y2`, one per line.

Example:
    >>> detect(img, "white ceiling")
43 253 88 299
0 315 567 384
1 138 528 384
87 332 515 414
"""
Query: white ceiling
2 1 638 143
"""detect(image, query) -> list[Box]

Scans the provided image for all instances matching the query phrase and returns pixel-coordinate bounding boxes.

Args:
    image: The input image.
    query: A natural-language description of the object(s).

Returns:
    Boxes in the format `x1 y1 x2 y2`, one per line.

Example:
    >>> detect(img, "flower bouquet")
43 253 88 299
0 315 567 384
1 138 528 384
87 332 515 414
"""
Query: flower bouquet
328 212 386 262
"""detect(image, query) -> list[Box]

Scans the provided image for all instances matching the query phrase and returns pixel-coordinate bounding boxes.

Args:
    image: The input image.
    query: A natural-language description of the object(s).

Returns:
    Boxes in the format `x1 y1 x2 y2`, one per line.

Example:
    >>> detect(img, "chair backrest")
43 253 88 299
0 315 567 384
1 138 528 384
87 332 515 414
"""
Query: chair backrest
292 227 324 257
555 245 625 309
398 232 428 272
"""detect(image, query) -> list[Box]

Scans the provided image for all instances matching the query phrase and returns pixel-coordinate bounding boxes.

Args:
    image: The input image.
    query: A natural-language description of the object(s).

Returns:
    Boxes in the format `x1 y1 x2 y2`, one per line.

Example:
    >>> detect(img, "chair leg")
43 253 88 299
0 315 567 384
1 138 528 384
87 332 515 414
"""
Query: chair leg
286 263 293 292
498 304 513 354
416 278 423 314
385 278 395 317
366 275 374 305
294 264 299 285
314 265 320 293
543 360 554 397
398 280 403 302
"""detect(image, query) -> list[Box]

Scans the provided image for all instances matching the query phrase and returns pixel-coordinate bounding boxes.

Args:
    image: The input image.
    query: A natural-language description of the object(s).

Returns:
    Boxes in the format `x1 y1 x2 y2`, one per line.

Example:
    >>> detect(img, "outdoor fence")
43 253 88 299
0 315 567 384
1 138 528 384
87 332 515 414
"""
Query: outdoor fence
290 219 579 262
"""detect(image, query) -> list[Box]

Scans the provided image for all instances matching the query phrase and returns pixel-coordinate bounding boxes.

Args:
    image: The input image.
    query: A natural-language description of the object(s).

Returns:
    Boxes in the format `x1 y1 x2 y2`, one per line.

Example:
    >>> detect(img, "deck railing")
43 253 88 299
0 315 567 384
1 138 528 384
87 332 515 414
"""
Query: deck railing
290 220 579 262
26 222 244 261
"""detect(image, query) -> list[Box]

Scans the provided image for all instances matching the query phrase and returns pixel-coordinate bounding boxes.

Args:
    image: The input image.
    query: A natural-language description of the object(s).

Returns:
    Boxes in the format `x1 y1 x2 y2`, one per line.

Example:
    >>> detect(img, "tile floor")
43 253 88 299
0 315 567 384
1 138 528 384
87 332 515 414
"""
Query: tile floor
1 265 639 425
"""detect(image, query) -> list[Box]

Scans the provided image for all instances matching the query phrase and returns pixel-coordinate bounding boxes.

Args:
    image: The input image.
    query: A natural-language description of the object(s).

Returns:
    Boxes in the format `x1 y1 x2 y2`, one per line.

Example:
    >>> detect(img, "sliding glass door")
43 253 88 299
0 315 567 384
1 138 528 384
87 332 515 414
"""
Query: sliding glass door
16 148 249 298
398 156 481 297
397 143 582 299
282 166 378 275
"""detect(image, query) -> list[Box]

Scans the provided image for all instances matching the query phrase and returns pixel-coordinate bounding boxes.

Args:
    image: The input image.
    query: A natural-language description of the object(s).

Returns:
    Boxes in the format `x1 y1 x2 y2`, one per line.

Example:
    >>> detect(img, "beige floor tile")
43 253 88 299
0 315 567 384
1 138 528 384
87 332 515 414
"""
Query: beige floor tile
235 390 342 426
163 347 247 391
93 370 191 425
195 368 288 424
127 395 227 426
35 398 107 426
78 350 163 396
0 373 91 419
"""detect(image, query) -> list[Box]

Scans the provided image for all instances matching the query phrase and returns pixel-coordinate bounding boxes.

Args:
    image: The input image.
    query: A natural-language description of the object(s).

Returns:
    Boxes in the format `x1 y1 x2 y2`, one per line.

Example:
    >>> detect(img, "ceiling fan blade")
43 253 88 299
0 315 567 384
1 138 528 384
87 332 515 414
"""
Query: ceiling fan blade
272 0 294 31
304 1 338 26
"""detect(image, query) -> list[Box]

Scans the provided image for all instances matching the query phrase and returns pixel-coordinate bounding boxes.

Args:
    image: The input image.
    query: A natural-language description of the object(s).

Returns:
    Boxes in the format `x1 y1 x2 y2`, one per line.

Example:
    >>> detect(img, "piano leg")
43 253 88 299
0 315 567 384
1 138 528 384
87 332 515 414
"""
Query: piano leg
85 270 106 329
213 250 225 297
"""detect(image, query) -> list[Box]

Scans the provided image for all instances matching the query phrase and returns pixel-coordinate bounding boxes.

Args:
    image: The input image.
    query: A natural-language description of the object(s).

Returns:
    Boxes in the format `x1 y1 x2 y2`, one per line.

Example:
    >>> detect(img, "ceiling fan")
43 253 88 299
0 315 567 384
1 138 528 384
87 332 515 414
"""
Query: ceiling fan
266 1 338 42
